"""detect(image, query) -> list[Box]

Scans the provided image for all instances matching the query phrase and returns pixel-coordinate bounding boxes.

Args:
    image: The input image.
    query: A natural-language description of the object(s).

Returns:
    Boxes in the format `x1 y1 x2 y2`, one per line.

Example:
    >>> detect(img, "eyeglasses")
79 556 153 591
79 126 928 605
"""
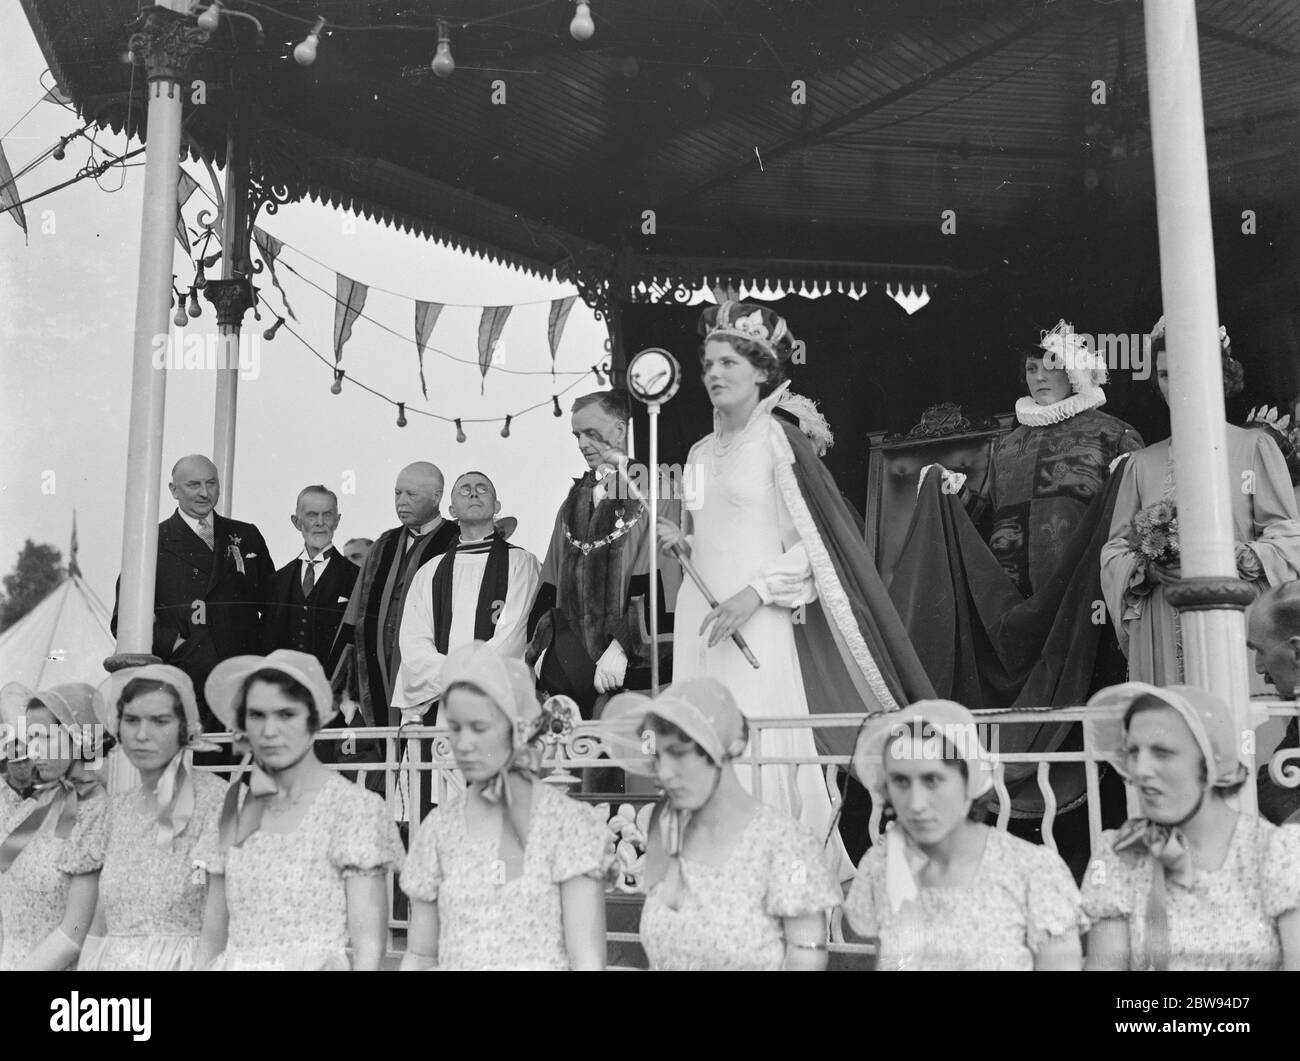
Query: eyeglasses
456 483 492 498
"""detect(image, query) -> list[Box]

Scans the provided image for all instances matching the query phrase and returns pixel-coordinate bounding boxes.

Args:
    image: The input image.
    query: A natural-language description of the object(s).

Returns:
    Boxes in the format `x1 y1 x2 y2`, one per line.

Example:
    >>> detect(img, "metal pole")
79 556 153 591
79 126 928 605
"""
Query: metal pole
212 114 250 514
648 402 660 691
1144 0 1256 807
109 4 209 666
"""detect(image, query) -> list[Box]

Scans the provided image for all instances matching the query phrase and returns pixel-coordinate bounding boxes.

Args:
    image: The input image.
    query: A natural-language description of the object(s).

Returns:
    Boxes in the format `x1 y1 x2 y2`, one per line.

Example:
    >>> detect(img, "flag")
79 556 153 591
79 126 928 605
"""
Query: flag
68 511 80 578
252 227 297 320
413 301 444 399
0 141 27 237
334 275 368 364
477 306 511 395
547 295 577 378
175 170 199 252
42 85 71 106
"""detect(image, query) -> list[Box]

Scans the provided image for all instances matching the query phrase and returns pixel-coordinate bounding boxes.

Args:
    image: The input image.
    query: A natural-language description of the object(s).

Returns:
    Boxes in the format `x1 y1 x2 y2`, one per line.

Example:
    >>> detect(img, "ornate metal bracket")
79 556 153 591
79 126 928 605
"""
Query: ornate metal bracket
554 247 621 323
128 6 210 85
203 278 258 329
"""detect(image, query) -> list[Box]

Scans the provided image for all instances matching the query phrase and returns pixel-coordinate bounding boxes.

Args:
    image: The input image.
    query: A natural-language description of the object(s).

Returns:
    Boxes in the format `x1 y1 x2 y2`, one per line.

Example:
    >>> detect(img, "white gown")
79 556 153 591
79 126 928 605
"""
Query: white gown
675 395 850 878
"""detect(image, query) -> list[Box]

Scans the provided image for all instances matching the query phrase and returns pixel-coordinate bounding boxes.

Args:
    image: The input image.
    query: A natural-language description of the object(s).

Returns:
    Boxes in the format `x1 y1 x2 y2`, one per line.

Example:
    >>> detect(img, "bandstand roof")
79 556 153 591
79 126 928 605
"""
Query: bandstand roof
19 0 1300 296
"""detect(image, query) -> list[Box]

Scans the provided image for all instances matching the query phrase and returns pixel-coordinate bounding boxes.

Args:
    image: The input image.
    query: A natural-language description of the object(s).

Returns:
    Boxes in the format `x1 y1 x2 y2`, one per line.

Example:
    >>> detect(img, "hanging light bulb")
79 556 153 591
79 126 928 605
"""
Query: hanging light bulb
52 137 66 161
396 403 408 428
500 415 512 439
173 300 188 328
187 289 201 318
455 418 467 443
294 17 325 66
193 259 207 289
197 1 222 33
252 305 261 322
330 368 344 395
570 1 595 41
263 316 284 340
431 20 455 78
592 363 606 386
552 396 563 418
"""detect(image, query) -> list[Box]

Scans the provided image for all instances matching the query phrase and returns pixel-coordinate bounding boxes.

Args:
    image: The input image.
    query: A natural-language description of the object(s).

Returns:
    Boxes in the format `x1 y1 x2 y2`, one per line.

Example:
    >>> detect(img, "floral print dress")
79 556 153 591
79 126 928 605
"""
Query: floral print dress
81 770 226 971
193 772 404 970
400 780 611 970
844 827 1086 971
1081 814 1300 970
0 785 108 970
638 803 841 971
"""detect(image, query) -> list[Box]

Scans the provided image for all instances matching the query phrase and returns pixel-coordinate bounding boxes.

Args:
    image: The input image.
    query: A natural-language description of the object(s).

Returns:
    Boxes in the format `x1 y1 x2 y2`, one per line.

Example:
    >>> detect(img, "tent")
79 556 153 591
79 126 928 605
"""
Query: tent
0 571 112 689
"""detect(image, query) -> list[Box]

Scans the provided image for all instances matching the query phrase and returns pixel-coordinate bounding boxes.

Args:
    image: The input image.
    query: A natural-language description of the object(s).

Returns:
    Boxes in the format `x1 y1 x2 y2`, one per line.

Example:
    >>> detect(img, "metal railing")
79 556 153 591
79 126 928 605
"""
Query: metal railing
183 697 1300 964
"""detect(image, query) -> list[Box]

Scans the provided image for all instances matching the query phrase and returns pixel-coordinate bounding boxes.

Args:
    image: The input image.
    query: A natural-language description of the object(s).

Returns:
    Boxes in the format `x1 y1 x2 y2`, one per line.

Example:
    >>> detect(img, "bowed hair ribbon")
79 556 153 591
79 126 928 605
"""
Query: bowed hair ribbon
1111 818 1195 972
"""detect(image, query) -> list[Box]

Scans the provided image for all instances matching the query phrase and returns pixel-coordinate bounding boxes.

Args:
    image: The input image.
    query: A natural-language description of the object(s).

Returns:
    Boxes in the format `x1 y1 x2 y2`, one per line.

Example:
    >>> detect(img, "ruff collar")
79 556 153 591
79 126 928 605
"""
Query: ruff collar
1014 389 1106 427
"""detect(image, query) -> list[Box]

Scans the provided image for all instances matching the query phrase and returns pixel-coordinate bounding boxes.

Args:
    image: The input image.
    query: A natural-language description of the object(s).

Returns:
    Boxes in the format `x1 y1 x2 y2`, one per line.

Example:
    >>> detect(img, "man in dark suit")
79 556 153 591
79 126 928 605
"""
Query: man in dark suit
112 454 276 732
262 484 356 670
263 483 383 791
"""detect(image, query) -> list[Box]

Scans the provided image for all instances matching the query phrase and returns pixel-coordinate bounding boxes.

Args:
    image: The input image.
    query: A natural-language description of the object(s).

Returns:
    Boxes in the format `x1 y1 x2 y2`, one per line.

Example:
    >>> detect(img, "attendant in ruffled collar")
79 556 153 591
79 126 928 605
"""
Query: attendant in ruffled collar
400 642 610 970
0 682 108 970
973 321 1143 596
844 700 1085 970
1082 683 1300 970
194 650 404 970
78 665 225 970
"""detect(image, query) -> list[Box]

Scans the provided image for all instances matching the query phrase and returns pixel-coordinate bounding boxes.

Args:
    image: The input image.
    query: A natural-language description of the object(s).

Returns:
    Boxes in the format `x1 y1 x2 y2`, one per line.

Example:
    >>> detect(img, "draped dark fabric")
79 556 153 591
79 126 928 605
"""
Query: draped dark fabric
777 417 938 759
428 534 513 653
887 457 1132 811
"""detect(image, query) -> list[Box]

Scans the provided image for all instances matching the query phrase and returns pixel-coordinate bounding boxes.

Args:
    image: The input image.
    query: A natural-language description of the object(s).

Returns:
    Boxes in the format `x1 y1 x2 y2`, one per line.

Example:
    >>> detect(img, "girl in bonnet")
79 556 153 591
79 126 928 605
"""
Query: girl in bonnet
844 700 1085 970
194 650 404 970
0 681 108 969
1082 682 1300 970
400 641 610 970
601 676 840 970
80 664 226 970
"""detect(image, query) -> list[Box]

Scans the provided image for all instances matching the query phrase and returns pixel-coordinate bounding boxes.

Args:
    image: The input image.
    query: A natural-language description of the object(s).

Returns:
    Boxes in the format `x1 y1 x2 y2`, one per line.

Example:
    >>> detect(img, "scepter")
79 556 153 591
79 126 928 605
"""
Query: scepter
613 348 760 675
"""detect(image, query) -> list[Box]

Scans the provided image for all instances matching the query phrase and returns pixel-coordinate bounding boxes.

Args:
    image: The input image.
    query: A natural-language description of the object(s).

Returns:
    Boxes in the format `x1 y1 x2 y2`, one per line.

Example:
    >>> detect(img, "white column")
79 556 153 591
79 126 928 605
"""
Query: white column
212 127 245 516
1144 0 1255 806
110 3 208 662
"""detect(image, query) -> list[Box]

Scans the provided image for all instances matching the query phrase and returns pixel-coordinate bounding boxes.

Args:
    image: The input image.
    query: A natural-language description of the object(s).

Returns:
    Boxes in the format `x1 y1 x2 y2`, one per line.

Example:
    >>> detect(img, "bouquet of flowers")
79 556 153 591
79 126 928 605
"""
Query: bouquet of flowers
595 801 652 894
1130 499 1180 566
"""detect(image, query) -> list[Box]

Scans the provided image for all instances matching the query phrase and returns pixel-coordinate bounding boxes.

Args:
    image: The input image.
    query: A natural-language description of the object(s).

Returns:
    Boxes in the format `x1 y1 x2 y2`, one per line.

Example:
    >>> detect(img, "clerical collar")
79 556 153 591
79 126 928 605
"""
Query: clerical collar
1014 388 1106 427
458 528 497 545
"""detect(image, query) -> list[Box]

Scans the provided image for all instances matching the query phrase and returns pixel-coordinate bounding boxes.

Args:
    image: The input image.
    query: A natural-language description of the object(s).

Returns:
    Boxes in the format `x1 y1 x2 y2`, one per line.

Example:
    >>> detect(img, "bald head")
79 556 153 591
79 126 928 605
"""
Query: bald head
1247 580 1300 699
169 455 220 520
394 462 444 528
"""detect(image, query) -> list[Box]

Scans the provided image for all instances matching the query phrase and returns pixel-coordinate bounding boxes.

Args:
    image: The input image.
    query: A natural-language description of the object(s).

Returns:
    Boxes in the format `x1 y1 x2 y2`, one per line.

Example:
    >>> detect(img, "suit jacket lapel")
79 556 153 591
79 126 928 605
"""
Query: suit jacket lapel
160 511 213 574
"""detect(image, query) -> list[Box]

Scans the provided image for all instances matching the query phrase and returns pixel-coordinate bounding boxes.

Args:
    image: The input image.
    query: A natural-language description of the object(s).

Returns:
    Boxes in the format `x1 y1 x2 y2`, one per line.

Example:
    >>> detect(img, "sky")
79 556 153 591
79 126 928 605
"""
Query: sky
0 8 613 612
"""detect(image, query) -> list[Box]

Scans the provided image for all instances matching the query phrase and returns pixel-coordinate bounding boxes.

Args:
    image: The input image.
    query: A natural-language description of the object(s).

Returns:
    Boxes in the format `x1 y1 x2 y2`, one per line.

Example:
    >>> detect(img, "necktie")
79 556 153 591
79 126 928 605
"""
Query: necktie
197 516 215 550
405 530 423 555
303 557 320 595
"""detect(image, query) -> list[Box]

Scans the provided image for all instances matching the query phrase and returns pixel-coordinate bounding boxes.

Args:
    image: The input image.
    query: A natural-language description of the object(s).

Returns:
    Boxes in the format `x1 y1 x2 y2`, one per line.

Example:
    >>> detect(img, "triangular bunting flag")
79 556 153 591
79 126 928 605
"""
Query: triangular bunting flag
547 295 577 378
477 306 511 395
252 227 298 321
334 275 368 364
42 85 71 106
0 141 28 238
413 301 444 399
175 170 199 252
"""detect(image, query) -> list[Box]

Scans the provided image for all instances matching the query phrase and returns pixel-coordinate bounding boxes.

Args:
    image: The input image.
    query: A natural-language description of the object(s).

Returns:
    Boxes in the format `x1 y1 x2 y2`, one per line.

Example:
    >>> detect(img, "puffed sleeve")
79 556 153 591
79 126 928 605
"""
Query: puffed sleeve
57 791 109 875
1262 823 1300 919
400 809 443 902
1024 843 1088 952
1079 831 1134 923
842 846 885 938
549 793 614 885
762 815 841 919
327 783 405 878
1242 431 1300 587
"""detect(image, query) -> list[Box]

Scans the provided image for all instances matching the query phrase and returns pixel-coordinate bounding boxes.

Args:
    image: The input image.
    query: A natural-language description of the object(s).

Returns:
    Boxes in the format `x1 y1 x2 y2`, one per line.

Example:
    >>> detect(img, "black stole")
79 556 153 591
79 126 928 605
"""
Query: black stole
429 533 512 653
